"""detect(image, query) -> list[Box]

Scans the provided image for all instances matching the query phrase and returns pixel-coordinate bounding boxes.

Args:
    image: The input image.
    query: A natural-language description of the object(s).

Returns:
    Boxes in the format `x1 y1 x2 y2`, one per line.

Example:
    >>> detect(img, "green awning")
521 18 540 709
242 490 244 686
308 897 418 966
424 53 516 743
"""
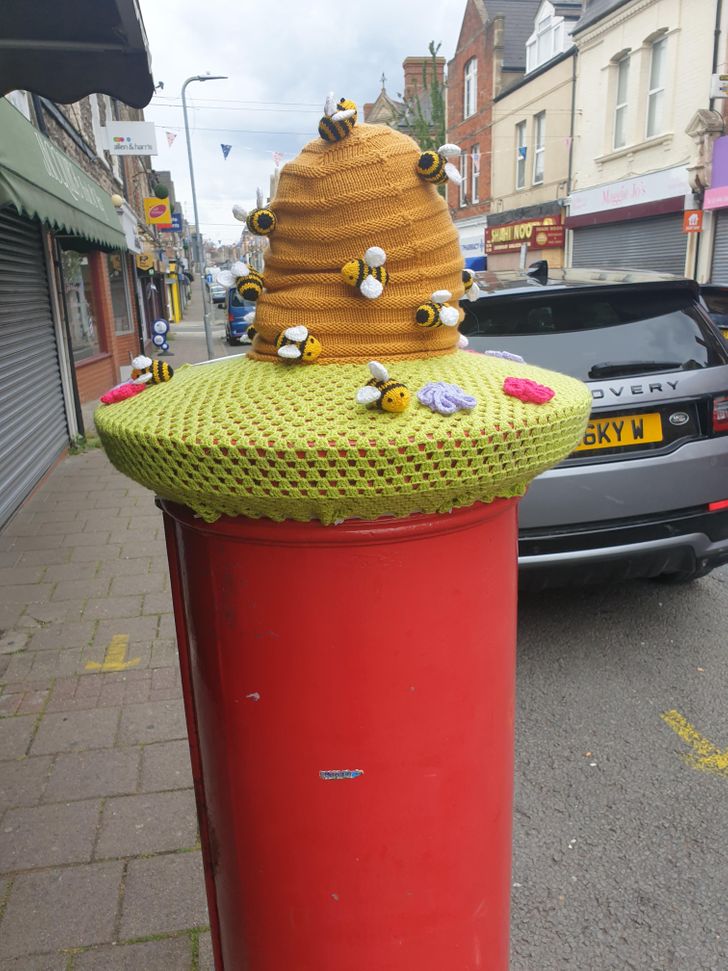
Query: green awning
0 98 126 250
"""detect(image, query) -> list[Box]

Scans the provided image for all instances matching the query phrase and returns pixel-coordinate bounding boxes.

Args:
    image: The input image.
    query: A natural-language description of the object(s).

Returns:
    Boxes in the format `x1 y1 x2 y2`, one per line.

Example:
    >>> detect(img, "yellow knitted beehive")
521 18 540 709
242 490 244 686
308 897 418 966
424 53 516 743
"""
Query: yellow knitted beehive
96 112 592 524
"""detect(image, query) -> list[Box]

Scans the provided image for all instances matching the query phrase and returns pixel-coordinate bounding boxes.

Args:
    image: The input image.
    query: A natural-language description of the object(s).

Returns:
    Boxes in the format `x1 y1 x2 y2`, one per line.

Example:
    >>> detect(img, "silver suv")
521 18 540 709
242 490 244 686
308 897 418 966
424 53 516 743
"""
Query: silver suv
462 266 728 589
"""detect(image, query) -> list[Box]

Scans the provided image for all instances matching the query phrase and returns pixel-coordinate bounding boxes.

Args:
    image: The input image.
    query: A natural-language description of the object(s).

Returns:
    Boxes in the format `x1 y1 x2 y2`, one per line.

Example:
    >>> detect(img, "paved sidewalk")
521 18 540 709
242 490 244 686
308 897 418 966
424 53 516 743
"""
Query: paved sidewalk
0 316 239 969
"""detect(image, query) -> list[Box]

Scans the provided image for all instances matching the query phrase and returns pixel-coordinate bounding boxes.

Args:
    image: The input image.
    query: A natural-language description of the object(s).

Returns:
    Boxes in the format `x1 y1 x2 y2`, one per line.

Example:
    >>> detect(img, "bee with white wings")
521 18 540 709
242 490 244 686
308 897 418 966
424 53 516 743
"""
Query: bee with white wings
341 246 389 299
462 268 482 302
232 190 276 237
414 290 461 329
356 361 410 414
415 144 463 186
275 325 322 363
318 94 358 142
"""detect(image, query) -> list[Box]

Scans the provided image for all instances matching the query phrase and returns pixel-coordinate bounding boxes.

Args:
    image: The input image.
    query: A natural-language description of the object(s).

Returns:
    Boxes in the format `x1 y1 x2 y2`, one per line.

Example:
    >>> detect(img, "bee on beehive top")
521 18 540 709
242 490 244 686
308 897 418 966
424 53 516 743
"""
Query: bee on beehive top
276 325 322 363
318 93 357 142
341 247 389 299
414 290 460 329
130 355 173 385
356 361 410 414
416 144 463 186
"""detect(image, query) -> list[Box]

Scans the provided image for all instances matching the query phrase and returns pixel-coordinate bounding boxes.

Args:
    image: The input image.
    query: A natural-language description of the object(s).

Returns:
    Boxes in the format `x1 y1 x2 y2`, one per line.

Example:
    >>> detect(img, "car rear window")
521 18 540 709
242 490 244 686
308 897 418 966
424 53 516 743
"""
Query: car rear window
460 286 727 381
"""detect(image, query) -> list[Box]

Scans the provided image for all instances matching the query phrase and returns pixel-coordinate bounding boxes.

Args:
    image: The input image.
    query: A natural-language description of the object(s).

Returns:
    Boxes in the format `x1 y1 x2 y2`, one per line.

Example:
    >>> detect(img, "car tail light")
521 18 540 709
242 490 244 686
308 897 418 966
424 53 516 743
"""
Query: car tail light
709 498 728 511
712 395 728 433
228 312 234 323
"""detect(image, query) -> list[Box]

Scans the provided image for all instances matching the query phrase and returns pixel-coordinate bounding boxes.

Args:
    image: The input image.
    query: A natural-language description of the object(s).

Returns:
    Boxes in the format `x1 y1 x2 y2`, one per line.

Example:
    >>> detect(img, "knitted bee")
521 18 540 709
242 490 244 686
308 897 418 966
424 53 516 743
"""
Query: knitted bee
415 290 460 328
356 361 410 414
130 355 174 385
318 93 357 142
416 144 463 186
232 190 276 237
216 262 265 302
462 268 482 301
341 246 389 299
276 325 322 363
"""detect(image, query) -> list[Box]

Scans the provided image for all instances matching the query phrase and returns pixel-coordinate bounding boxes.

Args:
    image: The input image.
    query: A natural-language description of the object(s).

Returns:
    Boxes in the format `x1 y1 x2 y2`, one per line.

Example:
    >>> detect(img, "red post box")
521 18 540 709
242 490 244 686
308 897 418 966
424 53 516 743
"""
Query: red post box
97 113 591 970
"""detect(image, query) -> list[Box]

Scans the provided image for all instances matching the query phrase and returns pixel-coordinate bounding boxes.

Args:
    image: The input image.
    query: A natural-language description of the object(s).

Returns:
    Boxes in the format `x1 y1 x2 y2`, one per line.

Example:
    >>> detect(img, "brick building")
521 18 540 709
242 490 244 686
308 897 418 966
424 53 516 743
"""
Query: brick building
446 0 540 265
362 56 446 139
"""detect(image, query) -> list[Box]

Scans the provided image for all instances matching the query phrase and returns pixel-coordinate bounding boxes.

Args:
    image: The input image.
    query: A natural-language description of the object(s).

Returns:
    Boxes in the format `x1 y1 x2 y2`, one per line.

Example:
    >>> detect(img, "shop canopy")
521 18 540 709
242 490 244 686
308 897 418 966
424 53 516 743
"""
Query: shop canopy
0 99 126 250
0 0 154 109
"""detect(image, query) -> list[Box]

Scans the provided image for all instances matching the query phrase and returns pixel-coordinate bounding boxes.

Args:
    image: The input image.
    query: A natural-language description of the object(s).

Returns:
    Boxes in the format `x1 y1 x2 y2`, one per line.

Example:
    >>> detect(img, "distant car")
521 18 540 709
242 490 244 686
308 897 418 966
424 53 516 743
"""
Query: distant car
210 283 227 306
700 285 728 341
225 287 256 344
461 264 728 589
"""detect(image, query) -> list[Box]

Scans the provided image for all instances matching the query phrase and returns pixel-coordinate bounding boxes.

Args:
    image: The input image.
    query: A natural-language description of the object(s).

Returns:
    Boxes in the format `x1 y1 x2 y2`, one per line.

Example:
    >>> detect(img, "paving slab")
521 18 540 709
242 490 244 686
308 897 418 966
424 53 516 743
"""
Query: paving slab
119 851 208 938
5 954 68 970
0 756 51 812
0 861 123 958
0 798 100 870
140 739 193 792
198 931 214 970
95 789 197 858
31 707 120 755
73 936 193 970
0 716 37 760
118 699 186 745
44 748 140 803
27 622 96 653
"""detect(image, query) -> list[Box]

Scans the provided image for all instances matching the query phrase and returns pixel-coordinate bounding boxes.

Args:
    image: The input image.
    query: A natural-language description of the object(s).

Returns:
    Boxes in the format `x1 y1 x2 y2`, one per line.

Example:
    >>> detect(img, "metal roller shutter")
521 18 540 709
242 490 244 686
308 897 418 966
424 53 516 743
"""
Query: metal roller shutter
571 214 686 274
0 208 68 526
711 211 728 283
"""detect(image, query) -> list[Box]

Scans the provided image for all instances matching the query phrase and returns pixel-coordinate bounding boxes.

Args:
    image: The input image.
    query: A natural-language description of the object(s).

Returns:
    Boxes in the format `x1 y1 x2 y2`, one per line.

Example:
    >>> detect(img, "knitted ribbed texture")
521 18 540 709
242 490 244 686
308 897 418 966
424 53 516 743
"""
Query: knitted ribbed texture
248 124 465 364
95 353 592 525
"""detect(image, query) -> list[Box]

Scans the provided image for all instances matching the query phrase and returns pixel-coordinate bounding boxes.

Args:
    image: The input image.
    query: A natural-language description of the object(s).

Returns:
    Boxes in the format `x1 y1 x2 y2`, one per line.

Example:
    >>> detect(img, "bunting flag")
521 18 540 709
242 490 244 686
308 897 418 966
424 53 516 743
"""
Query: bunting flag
517 146 527 160
272 151 283 167
221 144 232 160
165 131 177 147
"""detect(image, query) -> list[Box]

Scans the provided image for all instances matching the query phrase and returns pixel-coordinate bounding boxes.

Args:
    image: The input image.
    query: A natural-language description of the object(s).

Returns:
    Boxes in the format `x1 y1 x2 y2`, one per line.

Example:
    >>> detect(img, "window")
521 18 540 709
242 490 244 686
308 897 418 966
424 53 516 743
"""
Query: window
459 151 469 207
525 2 569 72
613 57 630 149
516 121 527 189
62 251 102 361
471 146 480 204
533 112 545 184
646 37 666 138
464 58 477 118
107 253 133 333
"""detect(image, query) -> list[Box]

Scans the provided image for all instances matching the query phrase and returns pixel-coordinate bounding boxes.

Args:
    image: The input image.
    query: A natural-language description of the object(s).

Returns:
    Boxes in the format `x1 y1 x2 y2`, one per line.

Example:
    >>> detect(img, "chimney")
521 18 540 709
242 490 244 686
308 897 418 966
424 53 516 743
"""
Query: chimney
402 56 446 100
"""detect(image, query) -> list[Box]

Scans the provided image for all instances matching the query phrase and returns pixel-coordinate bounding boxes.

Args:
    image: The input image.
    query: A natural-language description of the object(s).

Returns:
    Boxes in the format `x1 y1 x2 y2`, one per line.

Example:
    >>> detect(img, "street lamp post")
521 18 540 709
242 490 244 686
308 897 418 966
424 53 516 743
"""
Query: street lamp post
181 73 227 360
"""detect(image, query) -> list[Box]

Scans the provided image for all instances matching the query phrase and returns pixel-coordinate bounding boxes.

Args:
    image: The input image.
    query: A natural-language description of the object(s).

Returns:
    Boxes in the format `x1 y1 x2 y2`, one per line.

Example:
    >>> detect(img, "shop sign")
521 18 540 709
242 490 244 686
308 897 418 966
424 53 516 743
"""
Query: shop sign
569 166 690 218
136 253 154 271
486 218 564 254
143 197 172 226
705 136 728 210
683 210 703 233
106 121 158 156
159 211 183 232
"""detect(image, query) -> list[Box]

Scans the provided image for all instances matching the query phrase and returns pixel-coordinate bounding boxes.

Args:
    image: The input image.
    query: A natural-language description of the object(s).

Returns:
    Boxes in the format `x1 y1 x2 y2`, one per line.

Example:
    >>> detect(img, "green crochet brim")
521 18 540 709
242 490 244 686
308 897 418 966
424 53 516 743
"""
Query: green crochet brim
95 352 592 525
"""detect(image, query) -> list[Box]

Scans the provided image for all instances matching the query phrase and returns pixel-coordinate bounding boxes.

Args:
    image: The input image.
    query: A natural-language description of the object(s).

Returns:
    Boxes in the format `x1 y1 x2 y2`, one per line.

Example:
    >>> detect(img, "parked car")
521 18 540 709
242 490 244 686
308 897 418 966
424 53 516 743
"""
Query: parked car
699 284 728 341
225 287 256 344
210 283 227 306
462 264 728 589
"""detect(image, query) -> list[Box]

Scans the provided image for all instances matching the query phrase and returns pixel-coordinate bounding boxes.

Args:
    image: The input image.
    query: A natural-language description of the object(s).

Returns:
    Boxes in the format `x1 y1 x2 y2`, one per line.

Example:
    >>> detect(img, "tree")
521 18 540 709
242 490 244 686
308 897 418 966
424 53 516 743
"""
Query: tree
399 41 447 153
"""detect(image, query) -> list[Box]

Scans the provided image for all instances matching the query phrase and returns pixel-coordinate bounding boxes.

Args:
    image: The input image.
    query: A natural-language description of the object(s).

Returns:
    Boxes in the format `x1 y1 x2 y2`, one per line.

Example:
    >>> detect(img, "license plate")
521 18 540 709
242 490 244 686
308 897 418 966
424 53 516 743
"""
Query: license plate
575 412 663 451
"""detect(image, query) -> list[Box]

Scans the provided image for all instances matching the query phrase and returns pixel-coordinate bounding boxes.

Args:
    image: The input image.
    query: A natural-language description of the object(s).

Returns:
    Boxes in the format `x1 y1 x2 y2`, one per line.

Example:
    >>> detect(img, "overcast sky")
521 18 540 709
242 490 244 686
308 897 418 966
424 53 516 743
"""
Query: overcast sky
139 0 463 244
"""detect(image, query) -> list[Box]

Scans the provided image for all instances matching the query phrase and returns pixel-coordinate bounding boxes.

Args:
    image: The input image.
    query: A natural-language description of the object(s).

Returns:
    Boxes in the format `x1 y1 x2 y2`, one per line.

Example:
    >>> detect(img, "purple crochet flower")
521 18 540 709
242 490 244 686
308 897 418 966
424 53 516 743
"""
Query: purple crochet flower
483 349 526 363
417 382 477 415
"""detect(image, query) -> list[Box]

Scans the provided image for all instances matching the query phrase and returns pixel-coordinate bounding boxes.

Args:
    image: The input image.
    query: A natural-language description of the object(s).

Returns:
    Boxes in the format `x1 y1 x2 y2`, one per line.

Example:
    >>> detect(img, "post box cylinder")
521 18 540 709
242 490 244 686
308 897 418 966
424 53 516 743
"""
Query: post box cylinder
161 497 519 971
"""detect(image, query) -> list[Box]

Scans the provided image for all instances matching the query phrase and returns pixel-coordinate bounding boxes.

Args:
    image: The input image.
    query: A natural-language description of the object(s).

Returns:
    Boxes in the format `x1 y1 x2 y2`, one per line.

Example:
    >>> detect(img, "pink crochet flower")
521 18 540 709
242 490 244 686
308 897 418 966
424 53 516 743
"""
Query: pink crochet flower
100 381 147 405
503 376 555 405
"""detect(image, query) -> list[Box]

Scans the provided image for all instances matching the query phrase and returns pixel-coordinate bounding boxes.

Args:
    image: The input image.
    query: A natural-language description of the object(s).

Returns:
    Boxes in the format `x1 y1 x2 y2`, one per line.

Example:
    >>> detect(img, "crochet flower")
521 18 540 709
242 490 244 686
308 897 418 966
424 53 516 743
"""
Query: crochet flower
484 349 526 363
100 382 147 405
417 382 477 415
503 377 555 404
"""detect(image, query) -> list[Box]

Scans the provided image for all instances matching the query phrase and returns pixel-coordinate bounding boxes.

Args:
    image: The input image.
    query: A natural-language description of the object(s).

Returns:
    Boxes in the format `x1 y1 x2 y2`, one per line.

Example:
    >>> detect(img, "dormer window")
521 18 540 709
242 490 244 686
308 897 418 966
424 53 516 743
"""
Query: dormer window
526 1 572 73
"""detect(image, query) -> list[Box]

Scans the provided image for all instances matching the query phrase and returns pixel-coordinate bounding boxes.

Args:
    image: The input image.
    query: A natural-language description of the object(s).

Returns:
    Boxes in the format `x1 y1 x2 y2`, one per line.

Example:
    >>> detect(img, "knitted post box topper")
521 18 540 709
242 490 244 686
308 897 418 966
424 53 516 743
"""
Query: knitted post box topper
96 120 593 525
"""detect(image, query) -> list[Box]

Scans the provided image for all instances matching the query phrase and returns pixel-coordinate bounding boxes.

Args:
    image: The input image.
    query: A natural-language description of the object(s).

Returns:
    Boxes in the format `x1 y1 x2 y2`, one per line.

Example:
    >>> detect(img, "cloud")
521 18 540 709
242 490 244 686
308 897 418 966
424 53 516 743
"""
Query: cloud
139 0 462 243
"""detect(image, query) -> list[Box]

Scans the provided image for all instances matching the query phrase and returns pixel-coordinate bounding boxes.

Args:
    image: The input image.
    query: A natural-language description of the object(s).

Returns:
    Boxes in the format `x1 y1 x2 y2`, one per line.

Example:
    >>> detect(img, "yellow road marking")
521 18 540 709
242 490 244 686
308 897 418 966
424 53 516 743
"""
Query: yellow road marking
661 709 728 778
85 634 141 673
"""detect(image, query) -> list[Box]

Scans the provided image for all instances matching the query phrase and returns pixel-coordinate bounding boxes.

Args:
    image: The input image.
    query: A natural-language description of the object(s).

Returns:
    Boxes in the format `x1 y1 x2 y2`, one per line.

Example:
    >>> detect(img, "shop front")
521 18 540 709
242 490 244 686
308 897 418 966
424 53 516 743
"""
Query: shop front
454 216 487 271
567 166 691 274
486 205 565 272
0 97 131 522
704 136 728 284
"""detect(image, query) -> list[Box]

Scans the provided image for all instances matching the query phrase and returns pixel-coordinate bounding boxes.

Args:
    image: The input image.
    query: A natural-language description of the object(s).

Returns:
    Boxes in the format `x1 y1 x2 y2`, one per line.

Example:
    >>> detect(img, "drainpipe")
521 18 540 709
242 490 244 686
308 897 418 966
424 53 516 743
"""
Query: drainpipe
710 0 724 112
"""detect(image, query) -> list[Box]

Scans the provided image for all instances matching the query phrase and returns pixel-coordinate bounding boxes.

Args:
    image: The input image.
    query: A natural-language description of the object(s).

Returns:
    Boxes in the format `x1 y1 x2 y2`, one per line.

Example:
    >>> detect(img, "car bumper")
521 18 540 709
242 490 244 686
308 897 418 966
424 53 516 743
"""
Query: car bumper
518 506 728 589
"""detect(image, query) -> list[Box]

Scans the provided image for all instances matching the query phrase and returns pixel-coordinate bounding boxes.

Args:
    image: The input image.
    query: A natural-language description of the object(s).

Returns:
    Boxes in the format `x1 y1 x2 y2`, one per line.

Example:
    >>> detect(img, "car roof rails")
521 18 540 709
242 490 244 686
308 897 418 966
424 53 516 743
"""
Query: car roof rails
526 260 549 286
